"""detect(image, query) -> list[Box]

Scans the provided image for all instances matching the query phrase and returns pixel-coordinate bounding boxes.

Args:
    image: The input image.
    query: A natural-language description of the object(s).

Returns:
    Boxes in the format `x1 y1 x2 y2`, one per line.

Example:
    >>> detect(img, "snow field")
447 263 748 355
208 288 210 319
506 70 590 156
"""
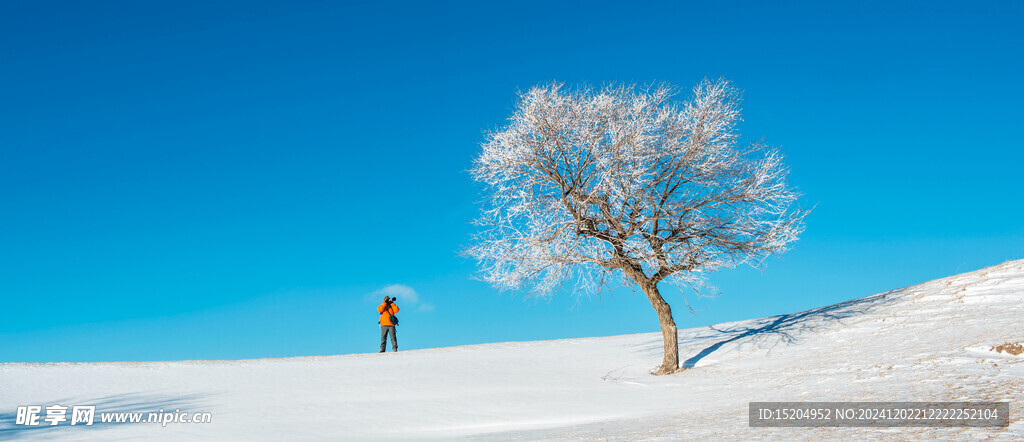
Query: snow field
2 260 1022 440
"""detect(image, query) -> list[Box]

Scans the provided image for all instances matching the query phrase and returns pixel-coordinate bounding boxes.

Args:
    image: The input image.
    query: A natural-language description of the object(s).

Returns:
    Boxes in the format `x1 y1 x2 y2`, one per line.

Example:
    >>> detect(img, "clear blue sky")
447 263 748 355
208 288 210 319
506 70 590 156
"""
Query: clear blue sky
1 1 1021 362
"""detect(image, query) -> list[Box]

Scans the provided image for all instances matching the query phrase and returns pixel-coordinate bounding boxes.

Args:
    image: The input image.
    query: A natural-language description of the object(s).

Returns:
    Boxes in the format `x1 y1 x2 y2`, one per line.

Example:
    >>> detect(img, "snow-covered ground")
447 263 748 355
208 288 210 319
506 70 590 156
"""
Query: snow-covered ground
3 260 1023 440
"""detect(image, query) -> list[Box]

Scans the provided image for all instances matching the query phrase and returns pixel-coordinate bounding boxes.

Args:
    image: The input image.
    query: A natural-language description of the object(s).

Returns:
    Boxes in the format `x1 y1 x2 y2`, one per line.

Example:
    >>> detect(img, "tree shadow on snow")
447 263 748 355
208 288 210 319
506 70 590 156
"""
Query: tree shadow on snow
679 290 901 369
0 391 211 440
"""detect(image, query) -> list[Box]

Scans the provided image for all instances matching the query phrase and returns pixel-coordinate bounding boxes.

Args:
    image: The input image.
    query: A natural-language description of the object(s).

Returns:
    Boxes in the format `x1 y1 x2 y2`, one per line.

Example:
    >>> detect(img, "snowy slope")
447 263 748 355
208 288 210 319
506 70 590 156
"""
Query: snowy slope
2 260 1023 440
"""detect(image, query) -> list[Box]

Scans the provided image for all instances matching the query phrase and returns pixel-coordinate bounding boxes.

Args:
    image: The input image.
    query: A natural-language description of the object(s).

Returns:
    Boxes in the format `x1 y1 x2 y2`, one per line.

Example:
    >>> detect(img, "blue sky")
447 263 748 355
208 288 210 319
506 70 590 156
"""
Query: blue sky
1 1 1021 362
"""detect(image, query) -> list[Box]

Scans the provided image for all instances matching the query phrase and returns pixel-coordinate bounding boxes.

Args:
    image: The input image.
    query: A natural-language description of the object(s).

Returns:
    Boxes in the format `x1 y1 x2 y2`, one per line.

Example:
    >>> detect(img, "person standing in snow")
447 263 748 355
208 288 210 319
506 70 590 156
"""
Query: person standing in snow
378 296 399 352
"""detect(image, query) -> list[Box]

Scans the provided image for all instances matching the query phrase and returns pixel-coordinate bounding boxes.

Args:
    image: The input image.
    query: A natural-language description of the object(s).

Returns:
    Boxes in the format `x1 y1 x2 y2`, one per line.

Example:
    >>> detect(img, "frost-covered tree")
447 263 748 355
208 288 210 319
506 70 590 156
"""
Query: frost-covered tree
466 79 808 375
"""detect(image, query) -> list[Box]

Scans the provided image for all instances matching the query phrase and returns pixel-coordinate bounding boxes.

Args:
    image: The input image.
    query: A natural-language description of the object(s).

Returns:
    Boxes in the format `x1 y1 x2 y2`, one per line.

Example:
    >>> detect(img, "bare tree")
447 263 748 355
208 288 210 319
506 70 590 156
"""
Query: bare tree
466 79 808 375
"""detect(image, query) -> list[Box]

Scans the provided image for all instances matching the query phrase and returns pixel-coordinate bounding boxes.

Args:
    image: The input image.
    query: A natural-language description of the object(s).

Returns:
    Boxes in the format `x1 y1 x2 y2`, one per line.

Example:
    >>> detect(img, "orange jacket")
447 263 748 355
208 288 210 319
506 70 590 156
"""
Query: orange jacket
378 302 399 326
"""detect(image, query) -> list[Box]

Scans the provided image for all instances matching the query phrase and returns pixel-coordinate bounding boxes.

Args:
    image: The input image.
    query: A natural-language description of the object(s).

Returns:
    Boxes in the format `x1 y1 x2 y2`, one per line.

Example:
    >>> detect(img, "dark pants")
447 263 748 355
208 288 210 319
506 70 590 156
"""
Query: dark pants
380 326 397 352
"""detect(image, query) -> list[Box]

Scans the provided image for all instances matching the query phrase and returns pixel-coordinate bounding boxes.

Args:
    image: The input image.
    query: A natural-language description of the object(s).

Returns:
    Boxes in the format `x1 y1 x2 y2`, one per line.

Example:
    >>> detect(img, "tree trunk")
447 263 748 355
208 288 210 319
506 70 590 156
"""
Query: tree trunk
641 281 679 375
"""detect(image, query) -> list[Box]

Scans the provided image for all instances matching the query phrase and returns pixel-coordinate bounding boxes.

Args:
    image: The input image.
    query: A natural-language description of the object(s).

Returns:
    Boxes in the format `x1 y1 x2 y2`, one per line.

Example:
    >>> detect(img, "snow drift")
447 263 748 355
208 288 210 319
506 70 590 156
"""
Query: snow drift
2 260 1023 440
